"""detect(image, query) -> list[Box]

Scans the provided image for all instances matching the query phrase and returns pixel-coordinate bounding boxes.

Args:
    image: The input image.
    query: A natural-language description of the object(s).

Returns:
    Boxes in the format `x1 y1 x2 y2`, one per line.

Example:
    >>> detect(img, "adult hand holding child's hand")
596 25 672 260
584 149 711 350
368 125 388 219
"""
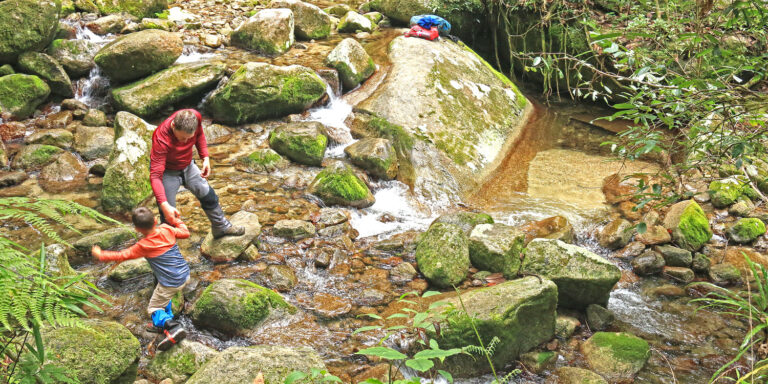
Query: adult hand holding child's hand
160 201 181 224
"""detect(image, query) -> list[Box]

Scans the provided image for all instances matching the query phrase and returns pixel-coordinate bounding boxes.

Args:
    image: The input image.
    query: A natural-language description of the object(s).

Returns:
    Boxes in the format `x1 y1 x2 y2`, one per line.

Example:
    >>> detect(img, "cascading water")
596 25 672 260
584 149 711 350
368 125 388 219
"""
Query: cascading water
66 21 112 108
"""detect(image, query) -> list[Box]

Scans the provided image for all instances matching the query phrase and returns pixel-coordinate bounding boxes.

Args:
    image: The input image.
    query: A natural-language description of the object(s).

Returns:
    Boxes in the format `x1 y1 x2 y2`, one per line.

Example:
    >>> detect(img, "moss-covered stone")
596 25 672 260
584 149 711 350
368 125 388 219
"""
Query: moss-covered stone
74 125 115 160
200 210 261 263
369 0 483 42
344 137 397 179
270 0 332 40
268 121 328 166
112 61 226 116
74 0 101 13
18 52 74 97
47 39 99 78
308 161 375 208
662 200 713 251
582 332 650 382
186 345 325 384
556 367 608 384
337 11 375 33
24 129 74 149
709 178 750 208
108 257 152 281
0 0 61 64
0 65 14 77
325 38 376 90
191 278 295 335
231 8 294 55
521 239 621 309
468 223 525 278
727 217 766 244
598 218 633 250
0 74 51 119
146 340 218 383
348 111 415 184
42 319 141 384
95 29 183 83
415 222 470 287
93 0 169 19
39 152 88 193
206 62 326 124
234 148 288 173
431 211 494 236
11 144 62 170
72 226 137 261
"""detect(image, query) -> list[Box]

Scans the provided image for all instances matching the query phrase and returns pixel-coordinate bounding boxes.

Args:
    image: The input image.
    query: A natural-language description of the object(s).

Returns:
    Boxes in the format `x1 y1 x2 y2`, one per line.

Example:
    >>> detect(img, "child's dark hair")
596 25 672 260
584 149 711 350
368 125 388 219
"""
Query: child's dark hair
131 207 155 230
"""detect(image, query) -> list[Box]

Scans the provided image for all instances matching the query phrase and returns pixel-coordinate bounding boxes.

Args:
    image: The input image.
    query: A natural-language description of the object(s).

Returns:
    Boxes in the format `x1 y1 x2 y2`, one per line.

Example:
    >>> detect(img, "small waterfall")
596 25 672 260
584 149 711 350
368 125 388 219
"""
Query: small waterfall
176 45 217 64
305 85 355 158
76 66 110 108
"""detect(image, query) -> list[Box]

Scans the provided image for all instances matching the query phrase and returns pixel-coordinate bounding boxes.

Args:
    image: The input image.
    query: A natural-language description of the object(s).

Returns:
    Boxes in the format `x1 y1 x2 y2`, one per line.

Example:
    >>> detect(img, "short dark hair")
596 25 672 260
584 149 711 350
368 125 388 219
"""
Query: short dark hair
131 207 155 230
173 110 198 134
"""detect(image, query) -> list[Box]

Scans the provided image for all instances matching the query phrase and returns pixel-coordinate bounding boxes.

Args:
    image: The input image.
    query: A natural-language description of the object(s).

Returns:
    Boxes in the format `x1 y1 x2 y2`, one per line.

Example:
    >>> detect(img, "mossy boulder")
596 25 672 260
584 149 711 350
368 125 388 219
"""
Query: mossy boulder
0 74 51 119
186 345 325 384
95 29 184 83
325 4 351 17
709 177 751 208
308 161 375 208
727 218 766 244
556 367 608 384
101 112 156 214
581 332 650 382
112 61 226 116
47 39 99 78
24 129 73 149
146 340 218 383
72 226 137 263
86 15 126 35
234 148 288 173
431 211 494 236
200 210 261 263
415 222 470 287
191 278 295 335
39 152 88 193
0 65 14 77
268 121 328 166
11 144 62 170
520 239 621 309
662 200 713 251
18 52 74 97
468 223 526 278
74 125 115 160
270 0 332 40
344 137 397 179
231 8 295 55
42 319 141 384
0 0 61 64
93 0 169 19
435 276 557 376
337 11 375 33
206 62 326 124
108 257 152 281
140 18 177 31
325 38 376 91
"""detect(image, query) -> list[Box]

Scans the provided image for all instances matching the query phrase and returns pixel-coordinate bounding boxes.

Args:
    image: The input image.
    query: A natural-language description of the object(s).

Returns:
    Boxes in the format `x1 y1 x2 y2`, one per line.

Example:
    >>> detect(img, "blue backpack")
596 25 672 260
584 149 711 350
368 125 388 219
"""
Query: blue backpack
409 15 452 36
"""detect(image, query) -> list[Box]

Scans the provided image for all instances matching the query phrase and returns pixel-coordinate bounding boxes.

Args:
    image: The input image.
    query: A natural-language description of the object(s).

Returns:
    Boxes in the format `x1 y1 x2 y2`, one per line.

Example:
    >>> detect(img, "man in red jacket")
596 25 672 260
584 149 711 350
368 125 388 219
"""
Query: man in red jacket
150 109 244 238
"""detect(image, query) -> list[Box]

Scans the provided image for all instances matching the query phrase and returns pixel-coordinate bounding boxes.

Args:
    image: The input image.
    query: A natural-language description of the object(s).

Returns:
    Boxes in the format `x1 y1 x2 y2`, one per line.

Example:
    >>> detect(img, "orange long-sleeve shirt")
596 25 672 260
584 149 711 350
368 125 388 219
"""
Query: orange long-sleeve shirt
98 221 190 262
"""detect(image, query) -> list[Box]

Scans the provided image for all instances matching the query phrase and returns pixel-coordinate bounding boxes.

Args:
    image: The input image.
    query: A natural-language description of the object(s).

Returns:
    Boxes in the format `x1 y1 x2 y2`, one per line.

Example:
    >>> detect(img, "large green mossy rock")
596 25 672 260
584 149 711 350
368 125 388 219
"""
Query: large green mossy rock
468 223 526 278
42 320 141 384
520 239 621 309
270 0 332 40
0 0 61 64
727 218 766 244
234 148 288 173
95 29 183 83
190 278 295 335
432 211 494 235
325 38 375 91
582 332 650 382
0 74 51 119
72 226 137 260
307 161 375 208
146 340 218 383
344 137 398 180
337 11 375 33
708 177 757 208
662 200 713 251
186 345 325 384
415 222 470 287
47 39 99 78
436 276 557 376
18 52 74 97
11 144 62 170
230 8 295 55
112 61 226 116
268 121 328 166
93 0 168 18
101 112 155 214
206 62 326 124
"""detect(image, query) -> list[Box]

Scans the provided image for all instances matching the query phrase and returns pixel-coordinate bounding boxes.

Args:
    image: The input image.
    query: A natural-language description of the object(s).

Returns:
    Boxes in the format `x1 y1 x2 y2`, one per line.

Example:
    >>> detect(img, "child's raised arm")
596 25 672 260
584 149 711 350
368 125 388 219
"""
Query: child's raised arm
92 242 145 262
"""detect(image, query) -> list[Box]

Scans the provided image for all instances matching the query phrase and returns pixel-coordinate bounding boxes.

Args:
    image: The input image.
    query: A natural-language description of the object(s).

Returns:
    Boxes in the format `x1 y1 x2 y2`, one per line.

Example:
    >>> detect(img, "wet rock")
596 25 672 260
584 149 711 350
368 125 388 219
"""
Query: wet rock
112 61 226 117
101 112 155 213
521 239 621 309
325 38 376 91
663 266 694 283
598 218 633 250
617 201 642 221
268 121 328 166
0 74 51 119
186 345 325 384
62 98 88 112
726 218 766 244
87 14 128 35
708 263 741 285
74 125 114 160
274 219 316 240
95 29 183 83
92 0 167 19
337 11 374 33
42 243 76 277
312 207 350 228
200 211 261 263
47 39 98 78
520 351 557 374
231 8 294 55
206 62 326 124
390 262 417 283
344 137 397 180
415 223 469 288
0 171 28 188
191 278 295 335
555 367 608 384
203 34 222 48
82 109 107 127
11 144 62 170
709 177 749 208
24 129 73 149
37 110 73 130
468 223 525 278
602 173 635 204
17 52 73 97
635 224 672 245
581 332 650 382
140 18 177 31
262 264 298 292
555 315 580 339
39 152 88 193
519 215 576 243
234 148 288 173
432 211 494 236
308 161 375 208
108 257 152 281
615 241 646 259
146 340 218 384
631 250 665 275
317 69 341 96
650 284 686 297
365 12 384 24
72 226 137 262
357 287 390 306
729 197 754 217
437 276 557 376
586 304 614 331
325 4 351 17
654 244 692 267
0 0 61 64
298 292 352 318
692 252 711 273
662 200 713 251
0 121 28 141
42 319 140 384
270 0 332 40
202 123 232 145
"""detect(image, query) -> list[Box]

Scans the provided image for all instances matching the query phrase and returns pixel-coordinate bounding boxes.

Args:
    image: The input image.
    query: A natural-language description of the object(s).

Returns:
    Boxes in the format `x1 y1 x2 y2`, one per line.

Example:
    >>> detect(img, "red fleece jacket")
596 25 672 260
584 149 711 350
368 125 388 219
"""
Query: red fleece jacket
150 109 209 204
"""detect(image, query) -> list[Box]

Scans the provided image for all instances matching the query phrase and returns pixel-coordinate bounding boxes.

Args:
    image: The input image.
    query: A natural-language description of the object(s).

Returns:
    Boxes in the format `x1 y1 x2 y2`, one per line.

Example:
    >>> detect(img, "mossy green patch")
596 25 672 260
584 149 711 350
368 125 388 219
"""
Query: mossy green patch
268 123 328 166
415 223 470 287
0 0 61 63
0 74 51 118
728 218 766 243
312 167 370 201
93 0 169 19
590 332 650 364
676 201 713 250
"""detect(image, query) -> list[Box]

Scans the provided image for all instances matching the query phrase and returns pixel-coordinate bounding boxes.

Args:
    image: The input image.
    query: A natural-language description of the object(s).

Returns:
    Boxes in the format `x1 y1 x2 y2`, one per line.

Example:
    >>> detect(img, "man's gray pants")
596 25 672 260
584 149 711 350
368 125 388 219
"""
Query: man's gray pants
160 163 232 235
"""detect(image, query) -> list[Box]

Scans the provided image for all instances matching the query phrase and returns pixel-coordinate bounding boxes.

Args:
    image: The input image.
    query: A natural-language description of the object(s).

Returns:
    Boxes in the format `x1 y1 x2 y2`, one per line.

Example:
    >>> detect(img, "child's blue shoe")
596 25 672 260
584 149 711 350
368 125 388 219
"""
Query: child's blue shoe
151 309 173 329
165 300 174 318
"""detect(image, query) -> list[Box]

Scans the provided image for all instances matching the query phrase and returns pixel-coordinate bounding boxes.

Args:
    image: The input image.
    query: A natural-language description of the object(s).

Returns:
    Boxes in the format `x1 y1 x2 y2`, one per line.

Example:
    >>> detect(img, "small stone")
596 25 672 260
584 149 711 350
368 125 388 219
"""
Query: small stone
298 292 351 319
708 263 742 285
615 241 646 259
654 244 692 267
692 252 711 273
337 11 373 33
729 197 755 217
555 315 580 339
37 111 73 130
202 123 232 145
203 34 222 48
262 264 297 292
390 262 416 284
108 258 152 281
618 201 642 220
663 266 694 283
631 250 665 275
586 304 614 331
598 218 633 250
556 367 608 384
650 284 686 297
86 14 127 35
726 218 766 244
82 109 107 126
581 332 650 382
24 129 73 149
520 351 557 374
0 171 28 188
357 288 389 306
273 219 316 240
636 225 672 245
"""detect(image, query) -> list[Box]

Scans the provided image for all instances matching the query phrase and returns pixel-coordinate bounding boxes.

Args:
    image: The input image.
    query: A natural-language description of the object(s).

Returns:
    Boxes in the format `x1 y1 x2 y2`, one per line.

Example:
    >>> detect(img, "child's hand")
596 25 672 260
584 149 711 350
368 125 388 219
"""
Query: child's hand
91 245 102 260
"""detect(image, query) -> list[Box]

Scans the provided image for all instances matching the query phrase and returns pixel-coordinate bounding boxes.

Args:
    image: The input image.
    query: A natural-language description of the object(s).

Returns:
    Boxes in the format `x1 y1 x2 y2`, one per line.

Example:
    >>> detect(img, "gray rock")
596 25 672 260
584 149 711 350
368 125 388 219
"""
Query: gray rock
270 0 332 40
390 262 417 283
94 29 183 82
415 223 470 288
337 11 374 33
82 109 108 126
586 304 614 331
598 218 633 249
74 125 114 160
200 211 261 263
692 252 711 273
72 226 137 263
268 121 328 166
308 161 375 208
468 223 525 279
146 340 218 384
274 219 317 240
654 244 692 267
108 257 152 281
231 8 294 55
17 52 74 97
0 0 60 64
24 129 73 149
325 38 375 90
708 263 741 285
38 152 88 193
87 14 127 35
344 137 397 179
631 250 665 275
663 266 695 283
262 265 298 292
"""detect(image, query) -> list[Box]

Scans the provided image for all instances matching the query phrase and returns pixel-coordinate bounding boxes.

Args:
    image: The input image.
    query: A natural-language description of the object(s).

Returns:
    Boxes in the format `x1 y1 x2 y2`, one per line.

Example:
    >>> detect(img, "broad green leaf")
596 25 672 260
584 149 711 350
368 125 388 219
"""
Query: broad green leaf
405 358 434 372
356 347 407 360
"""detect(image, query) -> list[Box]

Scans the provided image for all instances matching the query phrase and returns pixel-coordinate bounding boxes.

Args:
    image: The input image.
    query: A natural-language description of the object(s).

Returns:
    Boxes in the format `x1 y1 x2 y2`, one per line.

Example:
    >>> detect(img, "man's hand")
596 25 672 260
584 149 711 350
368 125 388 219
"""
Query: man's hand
91 245 102 260
160 201 181 223
201 157 211 178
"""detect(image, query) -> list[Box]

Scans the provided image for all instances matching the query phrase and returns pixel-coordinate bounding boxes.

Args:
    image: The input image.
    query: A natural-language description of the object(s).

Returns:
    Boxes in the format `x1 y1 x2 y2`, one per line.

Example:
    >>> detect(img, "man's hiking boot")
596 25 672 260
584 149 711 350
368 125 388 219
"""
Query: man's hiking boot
157 320 186 351
213 225 245 239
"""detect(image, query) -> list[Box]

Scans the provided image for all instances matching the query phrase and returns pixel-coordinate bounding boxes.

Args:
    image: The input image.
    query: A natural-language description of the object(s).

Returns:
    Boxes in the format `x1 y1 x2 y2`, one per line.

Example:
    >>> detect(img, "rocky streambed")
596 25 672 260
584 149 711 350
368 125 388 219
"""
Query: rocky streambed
0 0 763 383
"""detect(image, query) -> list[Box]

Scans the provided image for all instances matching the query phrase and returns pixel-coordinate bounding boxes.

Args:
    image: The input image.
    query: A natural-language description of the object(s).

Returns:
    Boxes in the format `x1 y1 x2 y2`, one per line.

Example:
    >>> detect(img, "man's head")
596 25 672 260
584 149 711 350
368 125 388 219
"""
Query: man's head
171 110 198 143
131 206 156 234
